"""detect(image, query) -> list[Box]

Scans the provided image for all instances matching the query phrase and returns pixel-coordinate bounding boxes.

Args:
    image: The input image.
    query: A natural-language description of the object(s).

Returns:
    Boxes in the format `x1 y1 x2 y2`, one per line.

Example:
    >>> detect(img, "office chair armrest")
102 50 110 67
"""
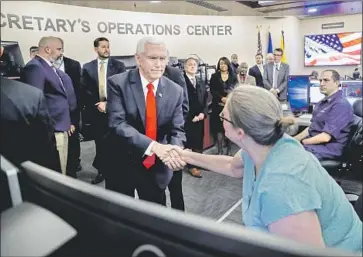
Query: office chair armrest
1 202 77 257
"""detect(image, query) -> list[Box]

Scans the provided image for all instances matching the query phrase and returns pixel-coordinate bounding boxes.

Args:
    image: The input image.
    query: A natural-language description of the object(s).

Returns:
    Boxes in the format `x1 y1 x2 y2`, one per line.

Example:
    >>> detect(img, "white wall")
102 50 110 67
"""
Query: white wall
299 14 362 77
1 1 361 77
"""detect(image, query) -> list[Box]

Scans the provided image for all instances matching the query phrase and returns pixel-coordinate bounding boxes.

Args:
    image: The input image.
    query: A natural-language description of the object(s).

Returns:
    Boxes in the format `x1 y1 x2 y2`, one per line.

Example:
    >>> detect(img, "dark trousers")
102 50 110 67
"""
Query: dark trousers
105 163 166 206
67 131 80 178
168 170 185 211
93 136 108 174
91 113 108 175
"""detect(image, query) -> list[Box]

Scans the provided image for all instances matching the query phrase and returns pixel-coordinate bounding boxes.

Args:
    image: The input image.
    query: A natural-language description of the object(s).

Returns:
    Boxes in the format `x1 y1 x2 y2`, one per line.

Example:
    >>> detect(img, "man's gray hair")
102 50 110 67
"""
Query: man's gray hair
227 85 295 145
136 37 166 54
38 36 60 48
266 53 274 59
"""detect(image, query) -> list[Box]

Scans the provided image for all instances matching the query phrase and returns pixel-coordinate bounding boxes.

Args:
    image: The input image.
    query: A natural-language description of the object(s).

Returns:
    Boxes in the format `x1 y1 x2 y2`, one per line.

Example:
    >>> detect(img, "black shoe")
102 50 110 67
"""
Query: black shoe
76 163 82 172
91 173 104 184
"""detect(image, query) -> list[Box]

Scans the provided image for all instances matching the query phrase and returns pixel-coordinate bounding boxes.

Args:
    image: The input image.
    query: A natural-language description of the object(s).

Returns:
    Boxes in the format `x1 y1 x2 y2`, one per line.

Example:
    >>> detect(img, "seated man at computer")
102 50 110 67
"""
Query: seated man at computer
294 70 354 160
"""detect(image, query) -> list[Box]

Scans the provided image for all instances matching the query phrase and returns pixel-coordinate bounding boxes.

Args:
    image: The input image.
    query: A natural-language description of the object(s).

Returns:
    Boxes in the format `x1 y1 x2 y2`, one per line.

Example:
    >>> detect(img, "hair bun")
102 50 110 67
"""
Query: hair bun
275 120 282 129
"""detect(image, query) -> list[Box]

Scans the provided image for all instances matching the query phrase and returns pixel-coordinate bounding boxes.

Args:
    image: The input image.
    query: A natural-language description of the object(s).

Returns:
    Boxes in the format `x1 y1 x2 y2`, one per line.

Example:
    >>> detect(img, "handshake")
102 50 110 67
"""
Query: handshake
151 142 187 171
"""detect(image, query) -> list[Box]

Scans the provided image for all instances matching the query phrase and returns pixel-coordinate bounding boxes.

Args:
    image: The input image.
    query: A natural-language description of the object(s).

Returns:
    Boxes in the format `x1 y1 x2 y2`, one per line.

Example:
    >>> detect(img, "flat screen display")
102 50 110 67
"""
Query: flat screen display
309 80 325 104
287 75 310 113
304 32 361 66
341 80 362 98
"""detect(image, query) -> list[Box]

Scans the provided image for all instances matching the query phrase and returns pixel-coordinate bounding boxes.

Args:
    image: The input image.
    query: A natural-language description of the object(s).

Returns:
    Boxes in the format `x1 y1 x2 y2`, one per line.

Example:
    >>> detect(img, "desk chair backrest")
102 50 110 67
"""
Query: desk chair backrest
354 193 362 221
342 99 363 176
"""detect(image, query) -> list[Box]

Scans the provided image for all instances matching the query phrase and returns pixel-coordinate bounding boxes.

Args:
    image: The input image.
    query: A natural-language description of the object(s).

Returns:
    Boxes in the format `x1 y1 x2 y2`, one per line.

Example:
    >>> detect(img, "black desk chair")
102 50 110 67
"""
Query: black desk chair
320 99 363 179
354 193 362 221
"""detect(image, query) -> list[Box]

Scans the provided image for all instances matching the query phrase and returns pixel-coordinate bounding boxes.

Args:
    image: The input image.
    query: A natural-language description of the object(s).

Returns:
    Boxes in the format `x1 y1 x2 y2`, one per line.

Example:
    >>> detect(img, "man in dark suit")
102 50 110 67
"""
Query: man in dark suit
162 64 189 211
248 53 264 88
163 65 189 120
54 37 83 177
107 37 186 205
21 36 77 176
263 48 290 101
0 46 60 171
183 57 207 177
82 37 126 184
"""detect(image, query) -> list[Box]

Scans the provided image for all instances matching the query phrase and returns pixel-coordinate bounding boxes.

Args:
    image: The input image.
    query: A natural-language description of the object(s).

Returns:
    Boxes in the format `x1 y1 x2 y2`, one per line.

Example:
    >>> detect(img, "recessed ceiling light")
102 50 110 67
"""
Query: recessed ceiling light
150 1 161 3
308 8 318 13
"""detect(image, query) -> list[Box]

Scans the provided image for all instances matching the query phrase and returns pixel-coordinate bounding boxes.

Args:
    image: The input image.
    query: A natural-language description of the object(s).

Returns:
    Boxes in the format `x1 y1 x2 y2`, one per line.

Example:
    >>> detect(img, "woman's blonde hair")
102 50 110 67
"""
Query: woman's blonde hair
226 85 296 145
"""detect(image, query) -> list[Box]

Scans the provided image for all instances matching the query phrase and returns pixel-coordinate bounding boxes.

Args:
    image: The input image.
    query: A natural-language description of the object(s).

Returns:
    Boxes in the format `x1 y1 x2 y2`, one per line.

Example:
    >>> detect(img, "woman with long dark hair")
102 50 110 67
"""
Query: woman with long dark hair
209 57 237 155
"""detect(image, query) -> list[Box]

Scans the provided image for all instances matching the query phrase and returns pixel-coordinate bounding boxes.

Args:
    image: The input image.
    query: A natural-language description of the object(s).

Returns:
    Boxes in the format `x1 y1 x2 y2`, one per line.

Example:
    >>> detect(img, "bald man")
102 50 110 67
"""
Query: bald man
21 36 77 176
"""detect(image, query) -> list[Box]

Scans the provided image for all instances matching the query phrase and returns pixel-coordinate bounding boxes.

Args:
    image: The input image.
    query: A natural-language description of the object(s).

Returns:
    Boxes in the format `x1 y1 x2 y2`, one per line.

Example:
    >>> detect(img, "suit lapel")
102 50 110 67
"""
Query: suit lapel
130 70 146 127
107 59 113 78
92 60 99 87
36 56 66 95
156 77 166 121
63 57 69 73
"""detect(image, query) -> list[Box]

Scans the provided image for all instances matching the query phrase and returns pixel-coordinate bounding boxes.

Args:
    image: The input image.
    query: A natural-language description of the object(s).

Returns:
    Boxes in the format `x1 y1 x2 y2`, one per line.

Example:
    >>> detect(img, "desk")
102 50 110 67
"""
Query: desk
296 114 312 127
282 109 299 136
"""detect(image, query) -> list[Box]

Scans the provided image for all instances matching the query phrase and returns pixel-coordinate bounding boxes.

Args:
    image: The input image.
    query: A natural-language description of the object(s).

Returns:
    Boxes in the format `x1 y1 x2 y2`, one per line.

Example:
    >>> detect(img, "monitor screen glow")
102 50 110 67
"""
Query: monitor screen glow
309 80 325 104
341 80 362 98
304 32 362 66
287 76 310 113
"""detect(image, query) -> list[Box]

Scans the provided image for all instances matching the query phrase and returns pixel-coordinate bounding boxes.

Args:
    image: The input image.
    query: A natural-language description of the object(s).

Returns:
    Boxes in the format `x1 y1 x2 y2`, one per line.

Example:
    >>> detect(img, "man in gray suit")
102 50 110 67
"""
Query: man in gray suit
106 37 186 205
263 48 290 101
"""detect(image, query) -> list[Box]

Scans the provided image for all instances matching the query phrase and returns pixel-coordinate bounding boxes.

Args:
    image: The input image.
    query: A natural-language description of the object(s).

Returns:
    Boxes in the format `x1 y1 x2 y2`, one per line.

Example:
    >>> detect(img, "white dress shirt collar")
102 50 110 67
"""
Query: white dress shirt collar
274 62 281 69
36 54 53 67
98 58 108 66
186 74 196 86
139 71 159 99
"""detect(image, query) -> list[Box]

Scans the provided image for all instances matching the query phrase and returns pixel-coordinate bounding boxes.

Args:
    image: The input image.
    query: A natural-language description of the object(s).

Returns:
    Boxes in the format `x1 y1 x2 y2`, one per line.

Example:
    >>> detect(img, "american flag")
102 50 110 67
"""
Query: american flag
304 32 361 66
257 27 262 55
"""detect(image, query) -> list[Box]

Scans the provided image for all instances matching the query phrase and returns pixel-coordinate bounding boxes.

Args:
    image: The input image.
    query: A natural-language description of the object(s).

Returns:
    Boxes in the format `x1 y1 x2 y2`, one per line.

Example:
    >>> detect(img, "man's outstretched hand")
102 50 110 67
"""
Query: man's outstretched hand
151 143 186 171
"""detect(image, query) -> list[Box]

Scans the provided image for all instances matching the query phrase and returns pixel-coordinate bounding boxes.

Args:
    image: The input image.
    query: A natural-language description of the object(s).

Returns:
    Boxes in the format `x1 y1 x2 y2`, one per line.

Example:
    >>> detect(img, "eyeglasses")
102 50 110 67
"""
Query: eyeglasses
273 54 282 57
219 112 234 124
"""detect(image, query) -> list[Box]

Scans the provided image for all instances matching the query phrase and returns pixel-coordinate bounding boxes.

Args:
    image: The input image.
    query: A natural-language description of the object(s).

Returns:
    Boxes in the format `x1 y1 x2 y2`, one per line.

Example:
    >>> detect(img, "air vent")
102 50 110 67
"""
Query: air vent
185 1 228 12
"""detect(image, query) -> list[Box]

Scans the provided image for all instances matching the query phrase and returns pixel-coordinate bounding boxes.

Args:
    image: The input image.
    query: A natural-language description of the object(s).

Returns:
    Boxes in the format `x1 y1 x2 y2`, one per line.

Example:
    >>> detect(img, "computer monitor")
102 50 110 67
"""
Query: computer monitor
111 55 136 70
18 161 351 257
0 41 24 78
341 80 362 98
287 75 310 114
342 80 362 105
0 156 22 212
309 80 325 104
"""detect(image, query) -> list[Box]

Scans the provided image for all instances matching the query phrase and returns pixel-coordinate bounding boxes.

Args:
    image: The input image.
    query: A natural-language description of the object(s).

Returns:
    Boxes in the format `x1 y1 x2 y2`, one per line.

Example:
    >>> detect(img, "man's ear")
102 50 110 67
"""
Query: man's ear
0 47 4 58
135 54 141 67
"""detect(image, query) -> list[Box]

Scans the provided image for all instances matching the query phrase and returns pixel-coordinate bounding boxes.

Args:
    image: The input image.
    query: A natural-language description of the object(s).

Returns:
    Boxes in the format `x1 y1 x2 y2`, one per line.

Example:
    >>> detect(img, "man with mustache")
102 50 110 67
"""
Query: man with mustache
82 37 126 184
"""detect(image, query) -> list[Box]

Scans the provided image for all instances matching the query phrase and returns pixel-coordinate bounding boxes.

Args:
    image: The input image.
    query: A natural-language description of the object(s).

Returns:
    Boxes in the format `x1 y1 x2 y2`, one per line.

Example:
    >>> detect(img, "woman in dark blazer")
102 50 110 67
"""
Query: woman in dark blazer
183 58 208 177
209 57 237 155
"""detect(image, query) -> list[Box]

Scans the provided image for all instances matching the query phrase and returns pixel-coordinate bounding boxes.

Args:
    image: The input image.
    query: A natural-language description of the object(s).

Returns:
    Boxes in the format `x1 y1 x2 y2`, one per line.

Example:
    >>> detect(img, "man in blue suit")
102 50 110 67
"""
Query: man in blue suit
82 37 126 184
107 37 186 205
21 36 77 175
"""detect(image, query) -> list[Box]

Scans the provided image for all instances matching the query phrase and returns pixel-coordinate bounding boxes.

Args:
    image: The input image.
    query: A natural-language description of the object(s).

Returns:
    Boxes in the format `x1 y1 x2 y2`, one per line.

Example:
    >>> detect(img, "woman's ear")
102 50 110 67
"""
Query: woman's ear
236 128 245 139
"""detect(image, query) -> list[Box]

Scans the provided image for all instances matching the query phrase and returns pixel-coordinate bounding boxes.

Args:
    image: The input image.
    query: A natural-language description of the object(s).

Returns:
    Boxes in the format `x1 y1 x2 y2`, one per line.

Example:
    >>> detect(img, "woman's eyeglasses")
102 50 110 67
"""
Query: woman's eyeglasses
219 112 234 124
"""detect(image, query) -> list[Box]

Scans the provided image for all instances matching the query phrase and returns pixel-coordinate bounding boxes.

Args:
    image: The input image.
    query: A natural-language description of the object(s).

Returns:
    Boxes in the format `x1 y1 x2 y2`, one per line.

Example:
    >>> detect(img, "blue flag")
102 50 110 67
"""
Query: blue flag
267 31 273 54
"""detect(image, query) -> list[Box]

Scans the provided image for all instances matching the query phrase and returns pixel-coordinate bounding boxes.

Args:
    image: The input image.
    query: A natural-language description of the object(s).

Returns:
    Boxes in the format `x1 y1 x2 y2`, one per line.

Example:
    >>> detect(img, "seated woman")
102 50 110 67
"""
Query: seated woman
162 85 362 253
